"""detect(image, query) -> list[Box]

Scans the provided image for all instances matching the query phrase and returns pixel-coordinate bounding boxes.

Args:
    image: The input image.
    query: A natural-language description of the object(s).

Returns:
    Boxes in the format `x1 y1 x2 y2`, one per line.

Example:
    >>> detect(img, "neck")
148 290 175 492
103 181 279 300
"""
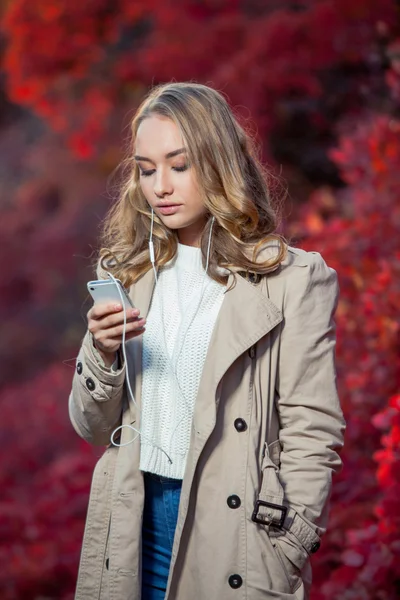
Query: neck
177 219 207 247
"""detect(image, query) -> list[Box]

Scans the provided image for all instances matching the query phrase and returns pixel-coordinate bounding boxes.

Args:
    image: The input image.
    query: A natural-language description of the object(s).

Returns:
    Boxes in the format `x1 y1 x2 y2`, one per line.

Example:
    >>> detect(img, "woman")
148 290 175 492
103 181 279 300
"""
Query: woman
69 82 345 600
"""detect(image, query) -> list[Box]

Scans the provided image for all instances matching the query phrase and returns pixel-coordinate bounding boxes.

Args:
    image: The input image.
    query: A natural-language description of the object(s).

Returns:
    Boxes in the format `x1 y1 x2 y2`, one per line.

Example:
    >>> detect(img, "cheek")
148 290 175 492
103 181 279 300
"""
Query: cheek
181 174 203 204
188 186 206 214
139 178 153 203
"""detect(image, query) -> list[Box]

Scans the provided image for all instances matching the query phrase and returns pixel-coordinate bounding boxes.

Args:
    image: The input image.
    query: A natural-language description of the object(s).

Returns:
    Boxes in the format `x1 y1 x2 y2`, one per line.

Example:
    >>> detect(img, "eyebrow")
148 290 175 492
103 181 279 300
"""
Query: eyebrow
134 147 187 164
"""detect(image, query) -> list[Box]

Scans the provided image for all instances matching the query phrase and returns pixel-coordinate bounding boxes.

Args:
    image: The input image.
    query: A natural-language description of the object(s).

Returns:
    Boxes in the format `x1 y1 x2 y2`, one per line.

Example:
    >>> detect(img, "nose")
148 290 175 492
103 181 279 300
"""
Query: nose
154 168 173 198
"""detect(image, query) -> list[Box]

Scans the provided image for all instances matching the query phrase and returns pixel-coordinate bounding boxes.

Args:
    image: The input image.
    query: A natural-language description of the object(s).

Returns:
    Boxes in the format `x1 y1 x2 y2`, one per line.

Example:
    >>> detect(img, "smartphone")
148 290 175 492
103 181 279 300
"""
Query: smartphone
87 278 135 310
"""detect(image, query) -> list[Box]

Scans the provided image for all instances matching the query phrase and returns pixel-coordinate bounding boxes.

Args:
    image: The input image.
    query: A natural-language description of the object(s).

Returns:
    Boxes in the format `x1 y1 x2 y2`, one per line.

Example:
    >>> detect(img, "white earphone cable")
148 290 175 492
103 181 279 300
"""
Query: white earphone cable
106 269 172 461
108 209 215 464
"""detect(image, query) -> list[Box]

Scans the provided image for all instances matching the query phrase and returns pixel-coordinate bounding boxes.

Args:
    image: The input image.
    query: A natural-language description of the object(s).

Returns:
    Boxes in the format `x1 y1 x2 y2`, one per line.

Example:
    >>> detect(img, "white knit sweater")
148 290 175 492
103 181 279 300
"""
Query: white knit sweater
139 243 225 479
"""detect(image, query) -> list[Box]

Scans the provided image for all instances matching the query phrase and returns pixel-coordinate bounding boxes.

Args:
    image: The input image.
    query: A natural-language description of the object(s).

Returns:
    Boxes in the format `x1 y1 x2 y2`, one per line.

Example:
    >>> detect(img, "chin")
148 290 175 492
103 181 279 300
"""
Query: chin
158 215 184 228
158 214 193 229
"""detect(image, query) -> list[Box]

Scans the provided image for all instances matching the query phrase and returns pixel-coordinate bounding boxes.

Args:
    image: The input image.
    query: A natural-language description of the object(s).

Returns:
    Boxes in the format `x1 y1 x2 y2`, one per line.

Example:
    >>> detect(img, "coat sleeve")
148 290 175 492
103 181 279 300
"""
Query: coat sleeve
276 251 345 537
68 330 126 446
68 263 127 446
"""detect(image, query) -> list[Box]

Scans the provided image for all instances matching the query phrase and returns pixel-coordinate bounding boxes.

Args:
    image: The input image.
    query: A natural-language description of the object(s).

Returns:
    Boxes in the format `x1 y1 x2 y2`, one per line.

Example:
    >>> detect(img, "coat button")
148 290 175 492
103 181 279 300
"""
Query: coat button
228 574 243 589
105 558 109 570
310 541 321 553
86 377 96 391
248 345 256 358
227 495 241 509
76 361 83 375
234 418 247 432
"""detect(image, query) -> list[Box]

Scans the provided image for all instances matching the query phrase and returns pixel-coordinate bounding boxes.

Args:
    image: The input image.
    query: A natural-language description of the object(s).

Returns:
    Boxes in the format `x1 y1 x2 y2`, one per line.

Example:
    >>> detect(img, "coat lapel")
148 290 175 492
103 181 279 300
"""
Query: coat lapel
205 273 282 387
193 273 283 435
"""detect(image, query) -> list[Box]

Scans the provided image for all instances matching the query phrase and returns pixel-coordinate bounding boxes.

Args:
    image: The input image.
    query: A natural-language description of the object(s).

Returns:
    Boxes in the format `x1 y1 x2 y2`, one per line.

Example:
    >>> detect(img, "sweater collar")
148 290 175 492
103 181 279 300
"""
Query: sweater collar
175 243 204 273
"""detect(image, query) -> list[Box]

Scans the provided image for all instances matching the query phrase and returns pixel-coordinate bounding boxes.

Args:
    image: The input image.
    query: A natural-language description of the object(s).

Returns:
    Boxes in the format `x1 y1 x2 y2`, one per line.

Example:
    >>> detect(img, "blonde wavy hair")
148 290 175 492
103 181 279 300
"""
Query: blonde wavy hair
100 82 287 286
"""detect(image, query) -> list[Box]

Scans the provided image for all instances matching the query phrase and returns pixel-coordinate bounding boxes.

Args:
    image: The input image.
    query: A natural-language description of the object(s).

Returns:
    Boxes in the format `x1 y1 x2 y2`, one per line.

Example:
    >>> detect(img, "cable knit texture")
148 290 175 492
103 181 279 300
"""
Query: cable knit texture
139 243 225 479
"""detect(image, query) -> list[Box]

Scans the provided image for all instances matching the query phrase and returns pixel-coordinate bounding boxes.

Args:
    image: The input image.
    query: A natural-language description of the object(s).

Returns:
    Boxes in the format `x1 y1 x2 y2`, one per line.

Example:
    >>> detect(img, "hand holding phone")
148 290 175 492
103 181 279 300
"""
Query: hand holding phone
86 278 146 365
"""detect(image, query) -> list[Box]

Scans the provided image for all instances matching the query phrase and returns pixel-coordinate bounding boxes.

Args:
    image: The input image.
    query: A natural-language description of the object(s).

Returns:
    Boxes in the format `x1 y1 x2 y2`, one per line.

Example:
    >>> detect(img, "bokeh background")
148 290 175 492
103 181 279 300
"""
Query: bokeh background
1 1 399 599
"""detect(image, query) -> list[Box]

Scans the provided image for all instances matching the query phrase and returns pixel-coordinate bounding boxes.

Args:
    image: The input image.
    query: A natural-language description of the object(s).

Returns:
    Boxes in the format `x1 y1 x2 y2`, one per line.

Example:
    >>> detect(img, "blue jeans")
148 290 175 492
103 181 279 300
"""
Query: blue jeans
141 472 182 600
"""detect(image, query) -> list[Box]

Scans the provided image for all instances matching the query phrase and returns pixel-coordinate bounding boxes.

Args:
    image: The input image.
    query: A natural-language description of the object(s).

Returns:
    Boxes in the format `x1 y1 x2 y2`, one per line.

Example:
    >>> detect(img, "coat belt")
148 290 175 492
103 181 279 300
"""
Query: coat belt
251 444 321 556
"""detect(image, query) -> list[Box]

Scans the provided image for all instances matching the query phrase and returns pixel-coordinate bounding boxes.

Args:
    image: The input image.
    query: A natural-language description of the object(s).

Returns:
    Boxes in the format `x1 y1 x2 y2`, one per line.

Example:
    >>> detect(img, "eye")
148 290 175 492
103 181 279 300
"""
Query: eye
173 164 190 172
139 169 155 177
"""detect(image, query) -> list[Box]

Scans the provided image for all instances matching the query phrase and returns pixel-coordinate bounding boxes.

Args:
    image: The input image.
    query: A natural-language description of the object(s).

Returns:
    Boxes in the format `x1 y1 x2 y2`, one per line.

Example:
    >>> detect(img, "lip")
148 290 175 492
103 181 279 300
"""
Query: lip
157 204 182 215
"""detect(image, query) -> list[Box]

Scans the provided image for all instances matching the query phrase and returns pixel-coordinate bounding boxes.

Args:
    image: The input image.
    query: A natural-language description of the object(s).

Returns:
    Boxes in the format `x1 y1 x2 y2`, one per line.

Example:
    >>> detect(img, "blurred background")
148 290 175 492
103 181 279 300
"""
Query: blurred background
0 1 399 598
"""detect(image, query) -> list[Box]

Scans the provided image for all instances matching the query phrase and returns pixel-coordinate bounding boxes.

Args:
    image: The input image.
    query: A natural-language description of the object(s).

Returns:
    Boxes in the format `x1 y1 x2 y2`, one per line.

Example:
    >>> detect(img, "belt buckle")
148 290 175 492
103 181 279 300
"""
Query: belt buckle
251 500 287 528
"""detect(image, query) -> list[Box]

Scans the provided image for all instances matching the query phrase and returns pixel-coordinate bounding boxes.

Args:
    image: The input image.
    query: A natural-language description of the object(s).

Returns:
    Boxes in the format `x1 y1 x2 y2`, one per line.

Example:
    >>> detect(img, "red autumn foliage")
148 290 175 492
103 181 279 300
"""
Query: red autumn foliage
1 1 400 598
2 0 398 158
288 113 400 599
0 364 97 600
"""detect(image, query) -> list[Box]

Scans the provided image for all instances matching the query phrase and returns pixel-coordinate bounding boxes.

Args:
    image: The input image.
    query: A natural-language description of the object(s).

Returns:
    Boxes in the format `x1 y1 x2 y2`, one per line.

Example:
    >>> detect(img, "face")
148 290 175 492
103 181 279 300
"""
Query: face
134 115 208 246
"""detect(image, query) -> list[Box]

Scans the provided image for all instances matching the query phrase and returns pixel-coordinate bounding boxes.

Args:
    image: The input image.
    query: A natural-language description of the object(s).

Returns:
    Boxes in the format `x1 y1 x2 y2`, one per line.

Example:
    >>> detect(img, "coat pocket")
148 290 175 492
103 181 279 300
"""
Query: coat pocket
269 533 303 593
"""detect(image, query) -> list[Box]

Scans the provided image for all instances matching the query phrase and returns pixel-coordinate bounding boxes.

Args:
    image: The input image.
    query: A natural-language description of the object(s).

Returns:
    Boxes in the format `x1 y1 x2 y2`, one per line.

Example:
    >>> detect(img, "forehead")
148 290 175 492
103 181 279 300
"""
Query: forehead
135 115 184 157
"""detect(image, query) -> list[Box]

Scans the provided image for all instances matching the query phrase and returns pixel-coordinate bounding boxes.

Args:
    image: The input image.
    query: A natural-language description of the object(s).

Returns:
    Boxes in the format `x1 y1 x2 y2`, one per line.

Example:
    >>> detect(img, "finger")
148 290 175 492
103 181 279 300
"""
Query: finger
100 327 146 352
89 302 127 320
130 329 146 339
105 319 146 339
124 325 146 340
98 319 146 341
90 314 144 339
97 308 141 330
107 327 146 344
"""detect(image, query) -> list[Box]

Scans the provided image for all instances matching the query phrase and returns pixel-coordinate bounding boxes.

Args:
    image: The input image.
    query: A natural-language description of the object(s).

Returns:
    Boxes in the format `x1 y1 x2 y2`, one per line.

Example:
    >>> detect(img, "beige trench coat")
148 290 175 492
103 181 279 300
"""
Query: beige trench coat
69 245 345 600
